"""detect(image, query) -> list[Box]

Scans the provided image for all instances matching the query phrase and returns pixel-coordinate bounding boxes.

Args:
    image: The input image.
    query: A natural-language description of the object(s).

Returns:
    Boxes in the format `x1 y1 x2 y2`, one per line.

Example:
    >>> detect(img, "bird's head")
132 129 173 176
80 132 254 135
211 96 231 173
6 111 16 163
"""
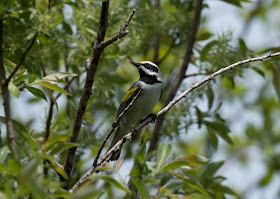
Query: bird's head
130 61 162 82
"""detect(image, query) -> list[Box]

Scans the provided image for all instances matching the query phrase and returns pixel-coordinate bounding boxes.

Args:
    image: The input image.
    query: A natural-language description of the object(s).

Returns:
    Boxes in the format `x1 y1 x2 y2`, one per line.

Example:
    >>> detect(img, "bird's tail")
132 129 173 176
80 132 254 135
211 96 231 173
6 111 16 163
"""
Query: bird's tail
108 126 122 160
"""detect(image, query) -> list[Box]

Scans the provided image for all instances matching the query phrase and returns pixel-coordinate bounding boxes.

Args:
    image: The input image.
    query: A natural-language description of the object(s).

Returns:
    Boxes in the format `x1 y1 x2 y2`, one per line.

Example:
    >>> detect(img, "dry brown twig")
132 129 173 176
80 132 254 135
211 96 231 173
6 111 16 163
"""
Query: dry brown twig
69 51 280 193
61 4 136 189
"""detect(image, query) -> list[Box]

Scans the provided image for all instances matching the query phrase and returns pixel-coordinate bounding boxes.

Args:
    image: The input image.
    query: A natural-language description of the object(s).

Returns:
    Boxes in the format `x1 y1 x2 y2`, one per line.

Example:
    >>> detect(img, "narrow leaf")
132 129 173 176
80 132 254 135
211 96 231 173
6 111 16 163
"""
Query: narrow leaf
157 143 172 169
50 142 79 155
200 40 219 61
35 79 71 96
27 86 47 101
158 155 209 174
238 38 247 57
0 146 10 164
100 176 128 193
170 171 209 196
43 72 77 82
8 82 20 98
131 178 150 199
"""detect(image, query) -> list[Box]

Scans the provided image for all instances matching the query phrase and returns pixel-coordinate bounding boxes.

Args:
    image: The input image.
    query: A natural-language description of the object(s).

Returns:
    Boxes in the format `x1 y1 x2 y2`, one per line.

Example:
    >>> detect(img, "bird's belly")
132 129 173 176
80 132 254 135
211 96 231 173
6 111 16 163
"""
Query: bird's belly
124 84 162 125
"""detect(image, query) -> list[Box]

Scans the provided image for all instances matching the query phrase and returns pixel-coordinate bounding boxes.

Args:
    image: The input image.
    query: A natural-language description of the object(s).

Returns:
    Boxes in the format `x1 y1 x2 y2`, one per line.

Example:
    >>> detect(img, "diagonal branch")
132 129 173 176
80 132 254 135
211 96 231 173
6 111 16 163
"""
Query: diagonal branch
92 87 143 168
97 9 136 49
61 2 136 189
0 16 18 158
69 51 280 193
6 33 38 83
185 72 210 78
148 0 204 153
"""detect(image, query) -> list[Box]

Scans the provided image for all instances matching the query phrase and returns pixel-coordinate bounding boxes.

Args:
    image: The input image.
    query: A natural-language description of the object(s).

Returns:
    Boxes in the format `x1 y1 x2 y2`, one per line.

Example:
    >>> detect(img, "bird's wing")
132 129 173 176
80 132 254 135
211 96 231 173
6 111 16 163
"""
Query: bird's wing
116 83 142 118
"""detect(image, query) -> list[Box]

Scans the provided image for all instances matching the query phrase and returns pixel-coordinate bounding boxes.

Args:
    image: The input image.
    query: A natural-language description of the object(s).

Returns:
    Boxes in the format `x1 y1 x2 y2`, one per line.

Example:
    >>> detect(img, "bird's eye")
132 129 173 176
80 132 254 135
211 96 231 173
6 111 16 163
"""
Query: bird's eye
145 64 158 72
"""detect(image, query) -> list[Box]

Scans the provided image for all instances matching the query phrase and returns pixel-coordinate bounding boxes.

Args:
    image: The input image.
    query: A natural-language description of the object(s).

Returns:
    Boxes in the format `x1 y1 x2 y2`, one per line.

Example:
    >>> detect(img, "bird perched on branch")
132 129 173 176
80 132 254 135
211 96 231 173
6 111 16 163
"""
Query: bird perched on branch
109 61 163 159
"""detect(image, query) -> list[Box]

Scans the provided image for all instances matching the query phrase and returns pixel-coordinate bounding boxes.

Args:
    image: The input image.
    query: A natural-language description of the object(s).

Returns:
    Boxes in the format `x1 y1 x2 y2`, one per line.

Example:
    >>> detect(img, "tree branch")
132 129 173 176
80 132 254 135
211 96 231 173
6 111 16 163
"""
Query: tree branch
185 72 209 78
0 16 18 158
97 9 136 49
148 0 204 153
92 87 143 168
69 51 280 193
6 33 38 83
61 2 136 189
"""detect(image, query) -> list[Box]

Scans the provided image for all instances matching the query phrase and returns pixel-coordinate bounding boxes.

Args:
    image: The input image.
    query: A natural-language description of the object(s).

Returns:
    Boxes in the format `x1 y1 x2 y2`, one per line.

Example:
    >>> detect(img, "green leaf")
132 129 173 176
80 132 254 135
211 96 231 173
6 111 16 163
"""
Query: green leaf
47 88 58 110
204 121 233 144
50 142 79 155
8 82 20 98
200 40 219 61
207 127 218 150
100 176 128 193
207 86 214 110
170 170 209 196
0 146 10 164
238 38 247 57
196 29 213 41
42 131 71 151
43 72 78 82
0 164 12 175
41 153 68 180
4 58 16 68
252 66 265 78
27 86 47 101
8 159 22 175
259 168 274 187
35 79 71 96
157 143 172 169
51 15 64 27
200 161 224 186
131 178 150 199
158 155 209 174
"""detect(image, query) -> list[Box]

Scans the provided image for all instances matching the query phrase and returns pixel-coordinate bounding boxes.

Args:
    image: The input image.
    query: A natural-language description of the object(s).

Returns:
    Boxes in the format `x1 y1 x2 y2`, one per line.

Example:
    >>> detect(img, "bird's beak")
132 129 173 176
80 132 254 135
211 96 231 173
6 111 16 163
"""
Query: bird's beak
130 61 141 68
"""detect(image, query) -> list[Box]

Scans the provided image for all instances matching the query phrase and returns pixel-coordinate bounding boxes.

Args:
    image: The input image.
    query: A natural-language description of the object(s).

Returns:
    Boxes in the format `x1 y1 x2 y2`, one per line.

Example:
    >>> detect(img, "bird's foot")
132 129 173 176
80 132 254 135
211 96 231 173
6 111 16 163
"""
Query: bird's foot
141 113 157 123
124 120 137 135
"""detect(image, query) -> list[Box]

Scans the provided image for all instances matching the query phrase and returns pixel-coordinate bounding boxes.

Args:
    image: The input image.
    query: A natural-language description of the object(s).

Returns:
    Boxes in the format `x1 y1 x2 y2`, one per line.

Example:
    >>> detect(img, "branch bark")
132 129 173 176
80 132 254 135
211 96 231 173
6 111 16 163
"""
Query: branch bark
0 16 18 158
61 2 136 189
70 51 280 193
148 0 204 153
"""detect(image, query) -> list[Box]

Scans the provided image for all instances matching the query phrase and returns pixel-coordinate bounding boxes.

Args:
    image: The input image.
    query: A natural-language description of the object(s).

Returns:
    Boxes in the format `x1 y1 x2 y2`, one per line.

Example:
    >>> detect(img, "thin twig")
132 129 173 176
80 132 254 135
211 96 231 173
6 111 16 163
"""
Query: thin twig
62 3 136 189
6 33 38 83
92 87 143 167
185 72 210 78
69 51 280 193
98 9 136 49
0 16 18 158
148 0 204 153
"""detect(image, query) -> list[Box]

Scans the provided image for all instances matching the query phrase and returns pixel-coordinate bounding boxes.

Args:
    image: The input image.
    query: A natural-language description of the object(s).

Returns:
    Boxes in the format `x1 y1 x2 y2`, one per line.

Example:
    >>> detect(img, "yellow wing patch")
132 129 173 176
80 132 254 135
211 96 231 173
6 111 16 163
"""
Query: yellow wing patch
122 87 138 102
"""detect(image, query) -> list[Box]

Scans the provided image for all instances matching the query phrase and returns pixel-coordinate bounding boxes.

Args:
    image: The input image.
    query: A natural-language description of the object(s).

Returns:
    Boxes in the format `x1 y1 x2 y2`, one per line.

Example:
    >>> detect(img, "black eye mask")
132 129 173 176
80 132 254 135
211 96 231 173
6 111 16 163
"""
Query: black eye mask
145 64 158 72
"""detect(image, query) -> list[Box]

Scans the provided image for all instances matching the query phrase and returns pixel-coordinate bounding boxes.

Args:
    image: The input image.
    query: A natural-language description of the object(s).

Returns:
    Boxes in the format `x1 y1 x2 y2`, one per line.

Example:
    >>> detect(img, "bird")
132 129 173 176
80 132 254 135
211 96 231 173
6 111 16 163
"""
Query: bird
109 61 163 160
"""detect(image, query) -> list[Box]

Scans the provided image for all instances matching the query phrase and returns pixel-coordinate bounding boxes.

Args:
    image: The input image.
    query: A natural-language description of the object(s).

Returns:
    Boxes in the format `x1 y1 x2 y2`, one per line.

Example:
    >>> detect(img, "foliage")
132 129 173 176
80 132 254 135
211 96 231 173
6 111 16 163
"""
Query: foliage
0 0 280 198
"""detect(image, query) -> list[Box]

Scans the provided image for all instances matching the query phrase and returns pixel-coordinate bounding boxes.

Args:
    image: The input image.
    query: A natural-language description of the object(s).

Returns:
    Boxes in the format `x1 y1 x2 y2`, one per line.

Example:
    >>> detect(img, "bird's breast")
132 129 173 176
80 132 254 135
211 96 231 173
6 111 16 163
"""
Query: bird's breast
124 82 163 124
